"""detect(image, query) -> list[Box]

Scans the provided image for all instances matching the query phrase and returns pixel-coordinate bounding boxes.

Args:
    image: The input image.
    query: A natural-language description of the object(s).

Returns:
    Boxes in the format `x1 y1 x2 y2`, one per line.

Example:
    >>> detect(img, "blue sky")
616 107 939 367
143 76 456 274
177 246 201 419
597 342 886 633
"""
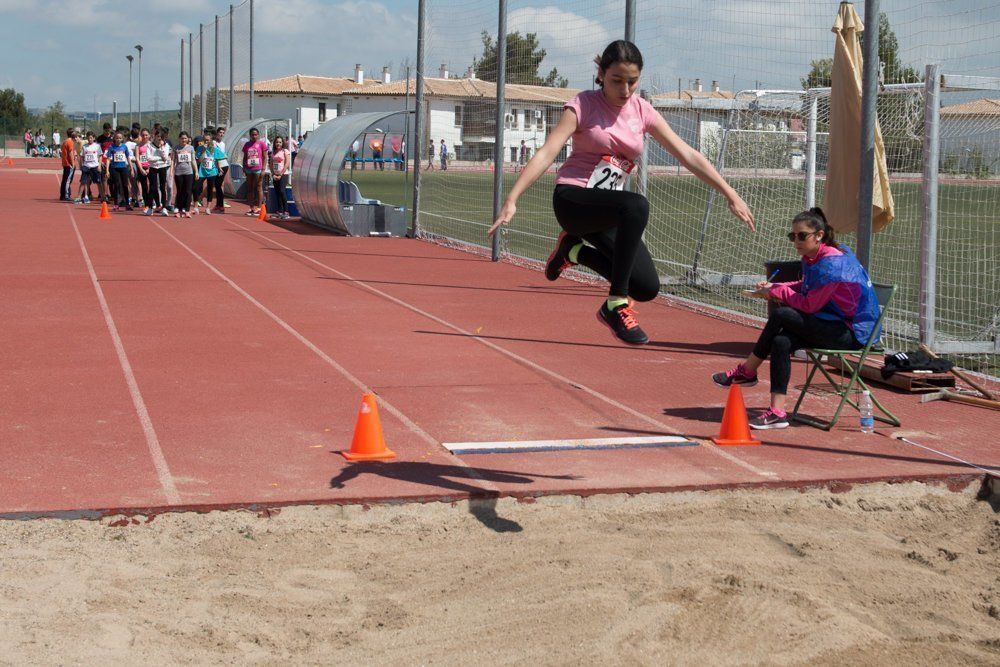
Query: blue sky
4 0 998 114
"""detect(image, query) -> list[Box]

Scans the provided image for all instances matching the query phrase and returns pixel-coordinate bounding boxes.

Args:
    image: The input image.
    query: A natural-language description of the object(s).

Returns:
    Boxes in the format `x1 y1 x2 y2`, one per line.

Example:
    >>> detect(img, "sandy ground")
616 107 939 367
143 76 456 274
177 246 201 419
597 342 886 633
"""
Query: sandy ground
1 482 998 665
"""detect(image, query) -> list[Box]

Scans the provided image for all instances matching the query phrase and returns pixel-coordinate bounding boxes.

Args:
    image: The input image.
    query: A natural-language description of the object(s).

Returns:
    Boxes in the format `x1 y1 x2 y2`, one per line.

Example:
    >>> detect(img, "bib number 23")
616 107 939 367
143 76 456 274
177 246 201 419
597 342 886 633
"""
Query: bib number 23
587 155 634 191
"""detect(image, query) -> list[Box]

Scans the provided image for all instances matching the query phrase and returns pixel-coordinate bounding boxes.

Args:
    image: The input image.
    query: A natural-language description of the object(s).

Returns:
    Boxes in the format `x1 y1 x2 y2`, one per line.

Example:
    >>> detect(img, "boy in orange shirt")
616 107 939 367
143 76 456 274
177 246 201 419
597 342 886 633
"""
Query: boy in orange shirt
59 128 77 201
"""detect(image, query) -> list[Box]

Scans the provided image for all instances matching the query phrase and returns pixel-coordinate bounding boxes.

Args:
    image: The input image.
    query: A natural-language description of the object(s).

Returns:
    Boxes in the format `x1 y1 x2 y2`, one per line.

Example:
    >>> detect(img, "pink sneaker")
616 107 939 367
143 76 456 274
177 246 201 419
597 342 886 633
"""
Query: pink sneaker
711 364 758 388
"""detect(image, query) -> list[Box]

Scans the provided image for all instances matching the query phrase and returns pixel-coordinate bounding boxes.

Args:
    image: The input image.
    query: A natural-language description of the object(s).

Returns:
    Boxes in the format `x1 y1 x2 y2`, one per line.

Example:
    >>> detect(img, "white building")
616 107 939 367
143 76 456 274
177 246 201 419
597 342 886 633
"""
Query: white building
233 65 579 160
939 98 1000 175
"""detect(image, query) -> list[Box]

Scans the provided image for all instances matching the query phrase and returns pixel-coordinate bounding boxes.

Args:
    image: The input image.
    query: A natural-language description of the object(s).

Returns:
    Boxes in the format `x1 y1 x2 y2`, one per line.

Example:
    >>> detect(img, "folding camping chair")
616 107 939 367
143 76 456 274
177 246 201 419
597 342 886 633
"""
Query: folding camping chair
790 282 901 430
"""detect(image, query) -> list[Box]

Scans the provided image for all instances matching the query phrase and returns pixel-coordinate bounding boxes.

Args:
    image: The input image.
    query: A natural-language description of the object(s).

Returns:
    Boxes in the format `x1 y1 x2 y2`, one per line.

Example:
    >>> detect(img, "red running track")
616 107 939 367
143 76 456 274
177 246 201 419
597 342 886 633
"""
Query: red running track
1 160 997 518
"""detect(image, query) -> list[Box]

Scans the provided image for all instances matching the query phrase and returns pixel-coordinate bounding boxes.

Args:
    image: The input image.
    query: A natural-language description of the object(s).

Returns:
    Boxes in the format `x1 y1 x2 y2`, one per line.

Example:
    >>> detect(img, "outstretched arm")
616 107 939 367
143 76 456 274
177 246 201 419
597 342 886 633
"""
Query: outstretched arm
488 108 578 237
647 115 755 231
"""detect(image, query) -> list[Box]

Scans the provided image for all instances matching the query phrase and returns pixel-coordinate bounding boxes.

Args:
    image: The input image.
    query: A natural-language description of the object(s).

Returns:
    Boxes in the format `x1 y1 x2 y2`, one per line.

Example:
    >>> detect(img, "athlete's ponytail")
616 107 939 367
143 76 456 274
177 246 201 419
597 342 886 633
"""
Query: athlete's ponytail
792 207 838 248
593 40 643 88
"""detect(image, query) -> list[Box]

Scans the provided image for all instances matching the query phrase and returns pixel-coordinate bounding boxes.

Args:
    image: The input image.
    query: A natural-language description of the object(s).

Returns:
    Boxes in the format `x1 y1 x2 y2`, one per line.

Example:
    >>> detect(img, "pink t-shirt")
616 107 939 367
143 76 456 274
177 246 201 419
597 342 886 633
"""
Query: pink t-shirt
242 139 268 172
556 90 658 187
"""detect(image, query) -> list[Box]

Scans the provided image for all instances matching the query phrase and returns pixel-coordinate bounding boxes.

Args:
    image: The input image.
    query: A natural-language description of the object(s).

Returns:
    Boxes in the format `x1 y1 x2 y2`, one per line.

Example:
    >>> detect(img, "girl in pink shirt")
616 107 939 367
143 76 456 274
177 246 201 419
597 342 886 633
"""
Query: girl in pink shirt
712 208 880 429
489 41 754 345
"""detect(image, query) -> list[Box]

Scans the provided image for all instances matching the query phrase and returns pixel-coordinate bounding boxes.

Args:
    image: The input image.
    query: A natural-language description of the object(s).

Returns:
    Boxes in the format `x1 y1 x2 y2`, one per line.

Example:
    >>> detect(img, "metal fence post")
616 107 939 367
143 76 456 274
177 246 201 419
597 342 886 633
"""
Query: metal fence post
625 0 636 42
805 93 818 209
199 23 206 131
249 0 255 121
490 0 508 262
214 16 220 124
188 33 193 134
856 0 880 270
919 63 941 349
410 0 426 238
229 4 234 126
180 39 185 133
637 89 649 196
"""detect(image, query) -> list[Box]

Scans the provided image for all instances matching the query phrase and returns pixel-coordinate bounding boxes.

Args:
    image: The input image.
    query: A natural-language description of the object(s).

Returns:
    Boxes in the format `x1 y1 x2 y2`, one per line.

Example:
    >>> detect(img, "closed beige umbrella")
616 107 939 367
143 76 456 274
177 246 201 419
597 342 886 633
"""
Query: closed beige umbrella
824 1 894 234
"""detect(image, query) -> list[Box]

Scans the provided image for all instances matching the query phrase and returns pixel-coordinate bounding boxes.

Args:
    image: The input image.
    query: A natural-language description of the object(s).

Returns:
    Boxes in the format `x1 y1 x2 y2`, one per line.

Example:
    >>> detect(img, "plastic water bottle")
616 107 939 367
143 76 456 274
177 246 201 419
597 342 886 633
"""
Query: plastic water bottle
859 390 875 434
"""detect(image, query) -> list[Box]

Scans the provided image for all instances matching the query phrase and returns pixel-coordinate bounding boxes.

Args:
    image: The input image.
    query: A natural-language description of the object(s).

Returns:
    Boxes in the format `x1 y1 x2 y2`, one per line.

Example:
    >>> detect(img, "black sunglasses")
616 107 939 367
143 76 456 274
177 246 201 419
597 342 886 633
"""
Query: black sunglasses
787 231 820 242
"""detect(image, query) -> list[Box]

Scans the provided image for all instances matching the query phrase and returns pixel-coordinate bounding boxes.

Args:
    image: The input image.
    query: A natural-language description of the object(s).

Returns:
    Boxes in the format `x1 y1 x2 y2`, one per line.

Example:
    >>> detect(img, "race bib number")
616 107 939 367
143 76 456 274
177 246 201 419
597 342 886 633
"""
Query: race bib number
586 155 634 191
201 157 214 170
178 152 191 163
247 156 260 168
113 151 126 163
83 152 99 167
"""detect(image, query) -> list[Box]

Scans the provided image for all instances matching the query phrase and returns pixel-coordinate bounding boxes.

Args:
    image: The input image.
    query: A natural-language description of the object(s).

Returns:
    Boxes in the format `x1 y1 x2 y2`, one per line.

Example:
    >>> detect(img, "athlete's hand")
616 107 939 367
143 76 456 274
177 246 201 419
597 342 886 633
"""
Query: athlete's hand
728 194 755 232
488 201 516 237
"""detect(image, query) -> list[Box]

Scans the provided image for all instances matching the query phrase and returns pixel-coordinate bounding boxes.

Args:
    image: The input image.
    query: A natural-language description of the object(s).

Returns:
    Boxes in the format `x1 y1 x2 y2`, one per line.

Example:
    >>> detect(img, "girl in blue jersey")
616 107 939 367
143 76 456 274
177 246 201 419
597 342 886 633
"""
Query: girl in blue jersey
103 131 134 210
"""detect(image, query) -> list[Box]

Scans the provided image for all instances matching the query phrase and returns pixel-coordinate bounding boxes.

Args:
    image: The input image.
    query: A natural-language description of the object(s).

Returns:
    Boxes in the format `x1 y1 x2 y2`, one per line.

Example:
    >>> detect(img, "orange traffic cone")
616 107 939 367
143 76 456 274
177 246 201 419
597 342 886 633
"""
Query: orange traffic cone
340 393 397 461
711 384 759 446
98 201 111 220
257 203 267 221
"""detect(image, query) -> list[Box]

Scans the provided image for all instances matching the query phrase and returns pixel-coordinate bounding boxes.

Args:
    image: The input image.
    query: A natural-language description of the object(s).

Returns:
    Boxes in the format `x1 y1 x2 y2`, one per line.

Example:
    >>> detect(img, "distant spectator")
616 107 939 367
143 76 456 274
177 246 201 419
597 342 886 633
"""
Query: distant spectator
439 139 448 171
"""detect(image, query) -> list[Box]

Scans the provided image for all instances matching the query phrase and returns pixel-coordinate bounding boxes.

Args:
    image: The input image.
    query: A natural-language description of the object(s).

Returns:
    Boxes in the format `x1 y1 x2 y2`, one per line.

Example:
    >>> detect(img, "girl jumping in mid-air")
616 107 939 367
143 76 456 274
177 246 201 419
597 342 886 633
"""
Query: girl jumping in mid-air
489 40 755 345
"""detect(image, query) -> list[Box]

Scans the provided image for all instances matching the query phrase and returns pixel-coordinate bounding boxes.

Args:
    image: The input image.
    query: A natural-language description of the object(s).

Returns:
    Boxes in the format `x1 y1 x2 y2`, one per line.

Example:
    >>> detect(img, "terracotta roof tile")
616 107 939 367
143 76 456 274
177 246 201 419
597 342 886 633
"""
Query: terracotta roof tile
232 74 385 95
344 77 581 103
940 98 1000 116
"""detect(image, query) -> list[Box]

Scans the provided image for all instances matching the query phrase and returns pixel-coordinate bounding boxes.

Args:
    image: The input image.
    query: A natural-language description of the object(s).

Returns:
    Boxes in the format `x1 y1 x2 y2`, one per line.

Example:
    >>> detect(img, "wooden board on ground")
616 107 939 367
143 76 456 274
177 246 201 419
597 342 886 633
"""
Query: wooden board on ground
829 355 956 393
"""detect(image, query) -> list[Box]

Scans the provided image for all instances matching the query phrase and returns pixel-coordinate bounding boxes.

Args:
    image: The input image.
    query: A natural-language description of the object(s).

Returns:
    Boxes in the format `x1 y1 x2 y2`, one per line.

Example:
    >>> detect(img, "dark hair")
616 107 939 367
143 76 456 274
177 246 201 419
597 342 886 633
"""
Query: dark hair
593 40 643 88
178 131 190 139
130 129 140 140
103 122 112 130
249 126 259 135
792 207 838 248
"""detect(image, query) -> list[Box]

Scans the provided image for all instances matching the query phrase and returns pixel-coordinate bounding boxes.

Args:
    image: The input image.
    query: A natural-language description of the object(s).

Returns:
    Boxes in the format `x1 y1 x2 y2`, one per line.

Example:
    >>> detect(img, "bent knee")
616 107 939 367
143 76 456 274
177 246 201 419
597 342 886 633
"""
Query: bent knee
771 334 793 354
629 279 660 303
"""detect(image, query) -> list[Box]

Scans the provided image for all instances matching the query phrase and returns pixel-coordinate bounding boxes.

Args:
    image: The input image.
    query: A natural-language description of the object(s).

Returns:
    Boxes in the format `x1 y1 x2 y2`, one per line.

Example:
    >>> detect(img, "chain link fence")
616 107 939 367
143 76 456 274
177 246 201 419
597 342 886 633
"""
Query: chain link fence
180 0 253 134
414 0 1000 377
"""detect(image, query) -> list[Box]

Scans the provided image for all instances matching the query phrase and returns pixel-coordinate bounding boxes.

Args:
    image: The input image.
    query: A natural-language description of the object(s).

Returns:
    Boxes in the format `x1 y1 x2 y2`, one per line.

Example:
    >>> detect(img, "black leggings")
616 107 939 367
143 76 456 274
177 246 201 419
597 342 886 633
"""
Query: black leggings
752 306 860 395
174 173 194 212
150 167 169 208
215 165 228 208
136 170 152 208
551 185 658 301
273 174 289 213
192 176 203 204
109 169 130 206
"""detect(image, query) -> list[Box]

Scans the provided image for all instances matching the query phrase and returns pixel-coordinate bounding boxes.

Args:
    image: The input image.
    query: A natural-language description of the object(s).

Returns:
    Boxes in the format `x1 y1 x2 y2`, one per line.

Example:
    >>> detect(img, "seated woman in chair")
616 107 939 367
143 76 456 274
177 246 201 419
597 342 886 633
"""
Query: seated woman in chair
712 207 881 430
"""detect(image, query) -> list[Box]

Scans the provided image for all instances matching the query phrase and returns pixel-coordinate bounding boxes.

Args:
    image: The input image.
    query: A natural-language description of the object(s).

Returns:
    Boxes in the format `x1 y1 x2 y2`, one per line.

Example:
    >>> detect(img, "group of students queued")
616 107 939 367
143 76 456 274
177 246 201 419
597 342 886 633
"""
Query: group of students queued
57 123 295 220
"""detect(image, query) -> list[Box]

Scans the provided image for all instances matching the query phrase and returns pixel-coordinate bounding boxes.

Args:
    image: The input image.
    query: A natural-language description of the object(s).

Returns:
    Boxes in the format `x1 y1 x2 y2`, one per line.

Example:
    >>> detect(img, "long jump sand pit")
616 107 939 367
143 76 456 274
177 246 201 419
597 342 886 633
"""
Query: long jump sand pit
1 481 998 663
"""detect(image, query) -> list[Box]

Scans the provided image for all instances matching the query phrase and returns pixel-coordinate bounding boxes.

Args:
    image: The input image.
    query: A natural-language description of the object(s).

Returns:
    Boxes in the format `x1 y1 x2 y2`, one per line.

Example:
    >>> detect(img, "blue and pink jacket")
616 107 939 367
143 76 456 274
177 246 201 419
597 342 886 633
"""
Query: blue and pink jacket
769 244 881 345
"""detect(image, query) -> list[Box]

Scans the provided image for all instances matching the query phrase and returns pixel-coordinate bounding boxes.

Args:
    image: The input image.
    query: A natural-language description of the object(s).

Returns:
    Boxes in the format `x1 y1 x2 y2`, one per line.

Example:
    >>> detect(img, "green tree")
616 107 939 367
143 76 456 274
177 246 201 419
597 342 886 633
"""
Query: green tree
472 31 568 88
34 101 70 135
0 88 31 134
801 13 921 90
801 58 833 90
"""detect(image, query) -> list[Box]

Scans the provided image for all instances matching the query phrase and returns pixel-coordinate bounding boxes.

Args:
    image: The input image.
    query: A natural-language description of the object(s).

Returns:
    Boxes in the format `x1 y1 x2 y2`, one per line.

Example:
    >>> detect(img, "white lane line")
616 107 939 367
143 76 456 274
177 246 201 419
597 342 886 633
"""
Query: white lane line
148 219 500 493
445 436 697 455
895 437 1000 478
68 209 181 505
227 220 778 479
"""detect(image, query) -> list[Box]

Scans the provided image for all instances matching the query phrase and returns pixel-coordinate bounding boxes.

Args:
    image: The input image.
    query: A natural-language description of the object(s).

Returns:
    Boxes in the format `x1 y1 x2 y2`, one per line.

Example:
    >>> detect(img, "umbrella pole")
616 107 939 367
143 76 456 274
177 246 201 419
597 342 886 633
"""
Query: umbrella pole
855 0 880 270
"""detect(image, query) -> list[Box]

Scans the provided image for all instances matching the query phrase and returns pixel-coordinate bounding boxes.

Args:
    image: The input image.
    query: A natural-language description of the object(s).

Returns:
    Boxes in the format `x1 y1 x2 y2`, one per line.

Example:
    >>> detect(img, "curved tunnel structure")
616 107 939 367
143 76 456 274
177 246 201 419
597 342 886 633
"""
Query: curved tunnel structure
294 110 410 235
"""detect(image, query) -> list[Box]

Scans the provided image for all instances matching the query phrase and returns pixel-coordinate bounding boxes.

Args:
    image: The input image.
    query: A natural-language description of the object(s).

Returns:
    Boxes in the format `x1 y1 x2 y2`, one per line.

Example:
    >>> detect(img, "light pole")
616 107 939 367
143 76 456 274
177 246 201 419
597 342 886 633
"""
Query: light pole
134 45 143 127
126 55 134 125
